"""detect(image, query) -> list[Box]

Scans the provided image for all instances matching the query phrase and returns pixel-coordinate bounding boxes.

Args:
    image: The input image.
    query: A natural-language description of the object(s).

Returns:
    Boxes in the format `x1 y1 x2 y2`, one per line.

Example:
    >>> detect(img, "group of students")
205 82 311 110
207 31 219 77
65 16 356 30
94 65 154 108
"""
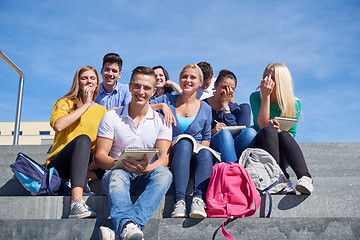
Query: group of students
45 53 314 240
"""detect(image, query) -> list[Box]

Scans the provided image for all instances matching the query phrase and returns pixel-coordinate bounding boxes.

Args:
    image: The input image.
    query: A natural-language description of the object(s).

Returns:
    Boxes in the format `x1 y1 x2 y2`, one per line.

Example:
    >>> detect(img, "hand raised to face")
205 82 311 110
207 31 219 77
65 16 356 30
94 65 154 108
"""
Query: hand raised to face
216 77 236 108
260 71 275 98
222 85 234 102
82 85 95 105
79 70 97 106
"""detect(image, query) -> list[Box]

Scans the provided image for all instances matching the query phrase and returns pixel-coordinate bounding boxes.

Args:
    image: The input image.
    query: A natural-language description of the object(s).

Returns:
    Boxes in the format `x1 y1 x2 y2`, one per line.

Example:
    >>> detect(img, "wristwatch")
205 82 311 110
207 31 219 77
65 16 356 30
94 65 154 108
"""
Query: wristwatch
222 106 230 112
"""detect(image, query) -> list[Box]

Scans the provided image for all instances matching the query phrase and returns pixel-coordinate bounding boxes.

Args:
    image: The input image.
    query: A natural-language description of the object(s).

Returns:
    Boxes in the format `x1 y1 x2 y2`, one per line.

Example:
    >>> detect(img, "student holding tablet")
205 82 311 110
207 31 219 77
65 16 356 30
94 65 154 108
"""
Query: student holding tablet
95 66 172 240
250 63 313 194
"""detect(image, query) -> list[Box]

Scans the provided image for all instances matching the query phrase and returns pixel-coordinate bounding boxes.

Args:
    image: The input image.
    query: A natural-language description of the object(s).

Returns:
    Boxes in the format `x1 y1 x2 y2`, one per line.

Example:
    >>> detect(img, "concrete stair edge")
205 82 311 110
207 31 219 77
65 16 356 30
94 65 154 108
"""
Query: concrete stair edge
0 193 359 219
0 143 359 239
0 218 359 240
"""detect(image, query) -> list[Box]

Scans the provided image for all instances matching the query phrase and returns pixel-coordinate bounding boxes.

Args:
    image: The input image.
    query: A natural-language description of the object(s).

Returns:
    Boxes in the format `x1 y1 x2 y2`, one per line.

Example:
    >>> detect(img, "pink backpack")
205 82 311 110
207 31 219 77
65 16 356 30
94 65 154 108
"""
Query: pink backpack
206 162 261 240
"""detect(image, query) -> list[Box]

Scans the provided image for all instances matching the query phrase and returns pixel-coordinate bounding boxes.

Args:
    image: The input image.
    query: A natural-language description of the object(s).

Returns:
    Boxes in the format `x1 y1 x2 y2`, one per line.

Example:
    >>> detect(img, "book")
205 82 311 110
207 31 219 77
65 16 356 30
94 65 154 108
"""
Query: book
171 134 221 162
111 148 159 170
273 117 298 131
220 125 246 137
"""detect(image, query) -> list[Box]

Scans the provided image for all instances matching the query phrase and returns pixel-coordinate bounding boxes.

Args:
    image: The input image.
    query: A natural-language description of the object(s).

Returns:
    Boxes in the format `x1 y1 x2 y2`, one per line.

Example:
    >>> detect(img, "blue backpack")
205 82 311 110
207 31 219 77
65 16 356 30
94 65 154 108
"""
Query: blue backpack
10 152 66 195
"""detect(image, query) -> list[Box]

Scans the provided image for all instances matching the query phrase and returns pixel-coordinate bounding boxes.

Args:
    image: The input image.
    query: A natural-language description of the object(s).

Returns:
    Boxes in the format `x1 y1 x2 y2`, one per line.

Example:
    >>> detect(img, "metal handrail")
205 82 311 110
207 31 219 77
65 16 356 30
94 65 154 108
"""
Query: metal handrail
0 50 24 145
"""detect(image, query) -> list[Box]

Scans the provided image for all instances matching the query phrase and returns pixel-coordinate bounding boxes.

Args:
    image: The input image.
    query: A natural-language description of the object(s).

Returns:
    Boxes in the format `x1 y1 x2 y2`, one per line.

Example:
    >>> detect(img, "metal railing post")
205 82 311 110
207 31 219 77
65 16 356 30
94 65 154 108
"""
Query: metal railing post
0 50 24 145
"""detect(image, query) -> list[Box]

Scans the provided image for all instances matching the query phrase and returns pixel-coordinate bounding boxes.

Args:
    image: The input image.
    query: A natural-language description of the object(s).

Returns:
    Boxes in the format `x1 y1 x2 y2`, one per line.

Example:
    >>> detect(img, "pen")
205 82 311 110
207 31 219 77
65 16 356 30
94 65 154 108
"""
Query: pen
214 120 219 124
256 84 262 90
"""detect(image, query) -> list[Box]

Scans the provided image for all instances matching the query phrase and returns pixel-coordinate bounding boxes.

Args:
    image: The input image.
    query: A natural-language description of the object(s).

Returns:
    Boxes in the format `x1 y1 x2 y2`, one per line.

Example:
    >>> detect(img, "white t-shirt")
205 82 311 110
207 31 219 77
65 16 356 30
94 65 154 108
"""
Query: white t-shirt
196 77 216 100
97 104 172 163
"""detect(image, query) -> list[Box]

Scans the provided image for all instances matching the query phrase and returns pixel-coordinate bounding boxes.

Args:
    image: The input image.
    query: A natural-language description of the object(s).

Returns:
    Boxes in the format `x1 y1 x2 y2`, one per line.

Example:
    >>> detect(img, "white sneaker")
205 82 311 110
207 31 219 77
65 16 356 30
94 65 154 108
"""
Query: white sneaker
189 197 207 218
99 226 116 240
69 199 96 219
295 176 314 194
120 222 143 240
171 200 187 218
281 179 296 194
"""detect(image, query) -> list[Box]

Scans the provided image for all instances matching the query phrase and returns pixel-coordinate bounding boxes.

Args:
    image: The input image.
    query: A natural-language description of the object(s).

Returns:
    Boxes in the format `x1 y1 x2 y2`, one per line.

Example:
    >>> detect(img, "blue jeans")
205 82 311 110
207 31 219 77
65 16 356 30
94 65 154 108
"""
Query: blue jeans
101 166 172 235
171 138 213 202
210 128 257 163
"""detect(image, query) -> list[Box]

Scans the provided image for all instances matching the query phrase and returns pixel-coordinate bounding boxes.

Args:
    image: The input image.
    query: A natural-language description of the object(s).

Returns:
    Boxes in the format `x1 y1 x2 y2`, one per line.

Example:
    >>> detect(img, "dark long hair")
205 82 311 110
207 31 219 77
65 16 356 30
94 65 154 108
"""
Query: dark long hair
153 65 173 94
215 69 237 87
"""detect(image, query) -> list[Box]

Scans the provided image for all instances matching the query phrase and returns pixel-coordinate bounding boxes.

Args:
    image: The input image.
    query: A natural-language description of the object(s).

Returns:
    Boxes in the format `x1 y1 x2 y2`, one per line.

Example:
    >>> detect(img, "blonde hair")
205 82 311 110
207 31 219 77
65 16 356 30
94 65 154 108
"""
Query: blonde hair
54 66 100 112
264 63 298 118
179 63 204 83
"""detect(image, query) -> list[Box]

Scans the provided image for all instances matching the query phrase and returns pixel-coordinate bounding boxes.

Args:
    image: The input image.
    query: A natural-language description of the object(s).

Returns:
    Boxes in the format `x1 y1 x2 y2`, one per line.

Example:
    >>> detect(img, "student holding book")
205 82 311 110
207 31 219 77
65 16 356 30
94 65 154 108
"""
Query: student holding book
47 66 107 218
150 63 213 219
250 63 313 194
203 70 257 163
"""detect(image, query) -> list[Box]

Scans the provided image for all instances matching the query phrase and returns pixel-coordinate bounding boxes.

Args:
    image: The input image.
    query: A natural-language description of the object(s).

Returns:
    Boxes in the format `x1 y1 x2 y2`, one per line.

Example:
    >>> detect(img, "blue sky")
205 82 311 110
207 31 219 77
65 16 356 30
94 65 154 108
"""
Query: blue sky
1 0 359 143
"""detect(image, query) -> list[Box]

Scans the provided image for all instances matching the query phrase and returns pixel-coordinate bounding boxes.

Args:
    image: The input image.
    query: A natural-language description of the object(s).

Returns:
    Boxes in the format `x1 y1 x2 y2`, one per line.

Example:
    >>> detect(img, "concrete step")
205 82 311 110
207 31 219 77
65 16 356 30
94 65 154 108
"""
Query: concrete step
0 143 359 220
0 143 359 239
1 143 359 166
3 172 359 195
294 143 360 178
0 218 359 240
1 143 360 196
1 193 359 220
0 196 160 220
2 168 359 196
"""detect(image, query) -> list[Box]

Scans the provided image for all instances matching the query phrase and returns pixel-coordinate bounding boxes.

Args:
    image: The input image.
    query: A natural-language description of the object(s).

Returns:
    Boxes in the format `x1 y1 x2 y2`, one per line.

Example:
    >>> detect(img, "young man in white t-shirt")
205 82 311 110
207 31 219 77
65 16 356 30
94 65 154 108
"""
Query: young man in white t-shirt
95 66 172 240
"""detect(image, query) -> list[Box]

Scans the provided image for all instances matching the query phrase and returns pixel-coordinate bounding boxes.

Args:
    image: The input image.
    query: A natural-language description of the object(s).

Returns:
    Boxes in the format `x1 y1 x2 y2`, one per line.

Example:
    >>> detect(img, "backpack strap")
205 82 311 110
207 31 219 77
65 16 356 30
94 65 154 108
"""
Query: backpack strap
259 175 286 218
260 191 272 218
46 167 58 196
262 175 286 192
222 216 237 240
